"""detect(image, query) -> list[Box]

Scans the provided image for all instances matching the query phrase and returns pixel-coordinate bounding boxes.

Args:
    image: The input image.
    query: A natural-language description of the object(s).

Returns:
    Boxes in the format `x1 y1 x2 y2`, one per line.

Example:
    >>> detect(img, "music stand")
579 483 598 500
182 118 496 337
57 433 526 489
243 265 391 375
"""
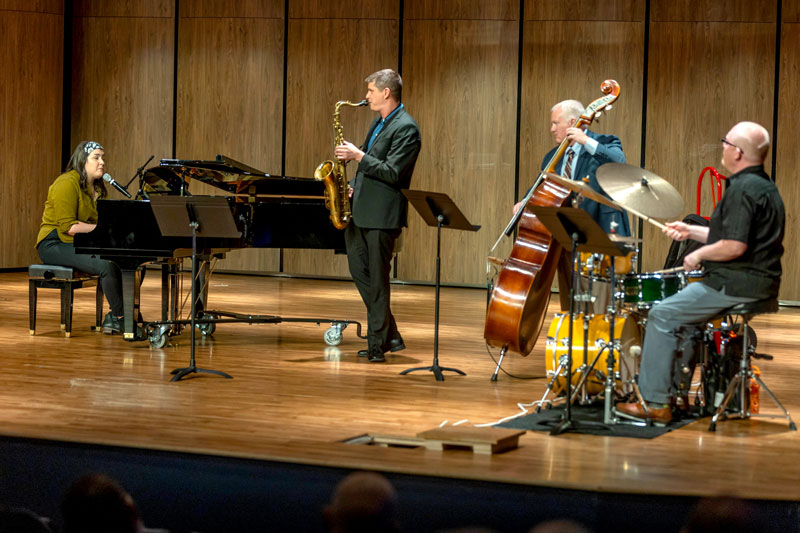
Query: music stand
150 196 240 381
530 206 629 435
399 190 479 381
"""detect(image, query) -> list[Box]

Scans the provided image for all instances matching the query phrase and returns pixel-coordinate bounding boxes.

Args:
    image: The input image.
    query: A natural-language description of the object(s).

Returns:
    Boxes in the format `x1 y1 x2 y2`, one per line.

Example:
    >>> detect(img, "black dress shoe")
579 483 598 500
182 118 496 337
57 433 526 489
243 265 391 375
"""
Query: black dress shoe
367 348 386 363
386 337 406 353
358 336 405 357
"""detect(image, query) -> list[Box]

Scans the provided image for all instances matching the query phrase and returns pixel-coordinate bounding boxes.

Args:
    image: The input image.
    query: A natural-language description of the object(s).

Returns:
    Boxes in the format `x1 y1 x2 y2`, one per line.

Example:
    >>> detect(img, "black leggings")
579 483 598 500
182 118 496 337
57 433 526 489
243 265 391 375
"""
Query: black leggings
37 230 124 316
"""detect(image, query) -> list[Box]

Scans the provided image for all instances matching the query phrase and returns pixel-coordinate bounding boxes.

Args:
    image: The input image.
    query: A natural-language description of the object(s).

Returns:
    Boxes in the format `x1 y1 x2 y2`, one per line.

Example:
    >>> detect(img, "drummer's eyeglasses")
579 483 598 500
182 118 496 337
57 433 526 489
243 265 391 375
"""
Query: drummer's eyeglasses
721 138 742 153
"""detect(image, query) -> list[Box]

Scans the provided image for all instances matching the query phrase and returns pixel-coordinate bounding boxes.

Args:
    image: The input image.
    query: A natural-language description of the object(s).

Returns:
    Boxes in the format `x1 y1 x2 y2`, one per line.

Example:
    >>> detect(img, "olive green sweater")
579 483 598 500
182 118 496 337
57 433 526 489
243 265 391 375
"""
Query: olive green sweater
36 170 98 246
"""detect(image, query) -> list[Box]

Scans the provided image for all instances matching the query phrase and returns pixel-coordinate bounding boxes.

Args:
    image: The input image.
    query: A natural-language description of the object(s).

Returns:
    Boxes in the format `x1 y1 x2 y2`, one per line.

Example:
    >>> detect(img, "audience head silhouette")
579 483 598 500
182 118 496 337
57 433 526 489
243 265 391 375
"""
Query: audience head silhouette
324 471 399 533
61 473 142 533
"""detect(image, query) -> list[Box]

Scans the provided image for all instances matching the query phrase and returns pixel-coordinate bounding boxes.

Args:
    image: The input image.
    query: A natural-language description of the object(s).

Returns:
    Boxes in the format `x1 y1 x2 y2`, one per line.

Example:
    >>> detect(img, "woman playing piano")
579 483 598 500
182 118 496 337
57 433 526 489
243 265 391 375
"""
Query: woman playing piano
35 141 125 334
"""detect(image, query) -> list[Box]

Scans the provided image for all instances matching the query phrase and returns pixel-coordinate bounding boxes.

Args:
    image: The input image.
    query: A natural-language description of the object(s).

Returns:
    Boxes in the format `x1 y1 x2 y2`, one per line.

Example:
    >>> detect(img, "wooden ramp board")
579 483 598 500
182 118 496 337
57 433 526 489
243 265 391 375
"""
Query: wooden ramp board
417 427 525 454
362 427 525 455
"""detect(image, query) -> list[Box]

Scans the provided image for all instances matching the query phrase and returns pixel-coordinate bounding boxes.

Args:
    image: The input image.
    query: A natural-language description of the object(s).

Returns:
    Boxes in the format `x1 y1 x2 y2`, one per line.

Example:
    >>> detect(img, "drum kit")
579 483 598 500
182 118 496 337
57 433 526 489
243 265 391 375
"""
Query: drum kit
537 163 694 426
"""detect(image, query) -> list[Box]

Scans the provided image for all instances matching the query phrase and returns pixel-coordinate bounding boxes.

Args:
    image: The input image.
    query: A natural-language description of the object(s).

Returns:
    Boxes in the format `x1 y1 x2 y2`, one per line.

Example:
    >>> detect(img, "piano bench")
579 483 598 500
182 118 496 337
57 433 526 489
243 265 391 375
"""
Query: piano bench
28 264 104 337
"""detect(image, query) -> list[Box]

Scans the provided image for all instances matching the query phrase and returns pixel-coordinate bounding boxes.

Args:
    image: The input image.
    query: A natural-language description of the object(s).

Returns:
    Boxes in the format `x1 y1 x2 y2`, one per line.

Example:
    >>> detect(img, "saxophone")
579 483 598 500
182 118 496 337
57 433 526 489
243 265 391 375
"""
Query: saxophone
314 99 367 229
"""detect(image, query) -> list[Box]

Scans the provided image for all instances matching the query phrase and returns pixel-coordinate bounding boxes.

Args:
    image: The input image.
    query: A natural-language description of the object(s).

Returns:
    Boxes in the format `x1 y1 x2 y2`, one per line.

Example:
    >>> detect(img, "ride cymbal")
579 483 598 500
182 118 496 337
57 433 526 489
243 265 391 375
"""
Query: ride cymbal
595 163 684 219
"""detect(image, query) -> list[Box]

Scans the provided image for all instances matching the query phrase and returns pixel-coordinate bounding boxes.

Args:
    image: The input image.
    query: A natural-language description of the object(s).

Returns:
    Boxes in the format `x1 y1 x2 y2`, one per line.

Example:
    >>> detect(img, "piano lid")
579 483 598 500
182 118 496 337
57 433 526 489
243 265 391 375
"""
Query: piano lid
143 154 325 198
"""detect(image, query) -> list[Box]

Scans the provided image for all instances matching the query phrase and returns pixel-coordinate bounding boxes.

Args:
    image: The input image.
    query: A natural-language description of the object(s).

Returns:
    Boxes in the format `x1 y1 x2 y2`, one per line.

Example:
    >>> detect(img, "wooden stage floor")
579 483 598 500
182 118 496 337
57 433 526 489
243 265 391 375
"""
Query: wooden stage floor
3 271 800 512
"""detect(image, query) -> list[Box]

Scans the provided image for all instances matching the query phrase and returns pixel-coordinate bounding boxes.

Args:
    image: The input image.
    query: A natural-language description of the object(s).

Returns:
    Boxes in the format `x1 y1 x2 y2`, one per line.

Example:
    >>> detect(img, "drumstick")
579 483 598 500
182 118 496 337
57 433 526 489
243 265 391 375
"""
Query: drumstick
651 266 686 274
613 202 667 231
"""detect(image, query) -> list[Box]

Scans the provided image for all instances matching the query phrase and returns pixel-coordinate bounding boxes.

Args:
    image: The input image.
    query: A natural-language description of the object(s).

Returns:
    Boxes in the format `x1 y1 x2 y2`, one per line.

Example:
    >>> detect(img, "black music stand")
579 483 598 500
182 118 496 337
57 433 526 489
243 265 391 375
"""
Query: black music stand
530 206 629 435
150 196 240 382
400 190 479 381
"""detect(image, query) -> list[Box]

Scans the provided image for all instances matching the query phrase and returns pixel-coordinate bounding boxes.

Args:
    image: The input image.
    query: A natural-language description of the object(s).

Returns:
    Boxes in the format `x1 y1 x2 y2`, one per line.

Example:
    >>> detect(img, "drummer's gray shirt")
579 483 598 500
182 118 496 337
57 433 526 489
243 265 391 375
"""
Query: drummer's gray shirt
702 165 784 300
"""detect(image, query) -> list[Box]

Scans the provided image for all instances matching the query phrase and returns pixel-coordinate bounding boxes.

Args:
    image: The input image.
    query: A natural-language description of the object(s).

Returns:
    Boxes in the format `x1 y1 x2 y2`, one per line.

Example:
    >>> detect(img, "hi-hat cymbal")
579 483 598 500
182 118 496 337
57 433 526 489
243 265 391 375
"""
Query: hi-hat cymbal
543 172 619 210
595 163 684 219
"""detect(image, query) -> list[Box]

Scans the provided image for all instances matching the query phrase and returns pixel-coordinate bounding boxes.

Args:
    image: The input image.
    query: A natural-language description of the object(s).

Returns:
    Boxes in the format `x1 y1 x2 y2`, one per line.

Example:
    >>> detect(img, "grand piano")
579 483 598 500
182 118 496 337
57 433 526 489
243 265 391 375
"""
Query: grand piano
74 155 346 340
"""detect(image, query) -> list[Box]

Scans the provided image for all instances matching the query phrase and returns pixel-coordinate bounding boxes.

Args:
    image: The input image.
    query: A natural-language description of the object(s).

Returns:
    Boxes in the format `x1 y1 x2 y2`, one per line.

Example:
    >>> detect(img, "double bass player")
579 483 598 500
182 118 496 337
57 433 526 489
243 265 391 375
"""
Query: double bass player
514 99 631 311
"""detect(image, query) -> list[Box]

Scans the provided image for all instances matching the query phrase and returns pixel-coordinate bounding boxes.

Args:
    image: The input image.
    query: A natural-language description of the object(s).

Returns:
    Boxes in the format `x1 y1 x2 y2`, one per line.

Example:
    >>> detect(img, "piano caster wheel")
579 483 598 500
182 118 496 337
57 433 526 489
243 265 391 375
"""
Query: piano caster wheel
198 321 216 336
148 324 170 349
324 325 343 346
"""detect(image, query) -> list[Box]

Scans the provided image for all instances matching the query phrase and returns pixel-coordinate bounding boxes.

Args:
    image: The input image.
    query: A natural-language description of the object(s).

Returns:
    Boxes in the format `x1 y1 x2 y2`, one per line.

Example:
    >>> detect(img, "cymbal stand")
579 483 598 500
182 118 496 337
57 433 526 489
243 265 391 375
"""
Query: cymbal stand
576 254 598 405
550 232 583 435
602 258 620 423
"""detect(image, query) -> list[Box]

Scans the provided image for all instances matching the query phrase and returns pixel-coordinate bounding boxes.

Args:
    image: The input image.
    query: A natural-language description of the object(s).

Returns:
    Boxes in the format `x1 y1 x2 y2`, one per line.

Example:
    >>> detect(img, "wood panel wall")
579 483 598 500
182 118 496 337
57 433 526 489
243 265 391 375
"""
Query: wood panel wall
175 0 284 272
70 0 173 202
1 0 63 268
399 2 519 284
9 0 800 300
776 4 800 302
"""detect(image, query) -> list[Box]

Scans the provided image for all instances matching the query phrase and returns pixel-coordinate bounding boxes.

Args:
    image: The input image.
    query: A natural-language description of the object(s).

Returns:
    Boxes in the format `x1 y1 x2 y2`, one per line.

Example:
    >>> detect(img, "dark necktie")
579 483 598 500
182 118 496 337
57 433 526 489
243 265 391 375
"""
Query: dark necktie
563 148 575 180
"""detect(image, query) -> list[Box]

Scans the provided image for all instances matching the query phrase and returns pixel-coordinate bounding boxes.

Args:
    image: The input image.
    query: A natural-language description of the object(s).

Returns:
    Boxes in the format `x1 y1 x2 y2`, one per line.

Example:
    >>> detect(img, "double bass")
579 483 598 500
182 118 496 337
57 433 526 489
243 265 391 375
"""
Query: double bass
483 80 621 365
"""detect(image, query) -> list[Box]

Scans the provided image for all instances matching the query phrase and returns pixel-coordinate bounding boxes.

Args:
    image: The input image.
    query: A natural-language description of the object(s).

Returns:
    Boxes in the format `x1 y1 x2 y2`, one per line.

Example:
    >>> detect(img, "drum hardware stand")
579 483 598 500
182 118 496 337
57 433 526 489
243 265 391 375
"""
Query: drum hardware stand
535 253 597 412
529 207 630 435
577 254 599 405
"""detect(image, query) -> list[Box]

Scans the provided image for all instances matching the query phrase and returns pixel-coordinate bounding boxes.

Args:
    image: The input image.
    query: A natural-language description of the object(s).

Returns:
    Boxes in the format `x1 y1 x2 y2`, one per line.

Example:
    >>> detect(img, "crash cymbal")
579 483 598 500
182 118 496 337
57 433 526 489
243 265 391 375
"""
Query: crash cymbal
543 172 619 210
595 163 684 219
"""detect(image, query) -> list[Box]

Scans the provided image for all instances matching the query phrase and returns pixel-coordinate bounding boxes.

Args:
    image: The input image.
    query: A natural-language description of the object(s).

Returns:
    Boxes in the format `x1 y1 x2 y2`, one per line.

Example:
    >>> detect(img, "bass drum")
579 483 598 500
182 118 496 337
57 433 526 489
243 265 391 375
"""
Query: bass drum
545 312 642 396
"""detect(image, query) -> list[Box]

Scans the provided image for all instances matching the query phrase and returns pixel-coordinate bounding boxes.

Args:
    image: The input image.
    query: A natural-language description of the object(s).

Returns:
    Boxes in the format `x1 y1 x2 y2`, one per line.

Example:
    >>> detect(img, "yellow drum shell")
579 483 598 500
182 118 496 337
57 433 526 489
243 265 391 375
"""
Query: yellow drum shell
545 312 641 396
578 252 635 278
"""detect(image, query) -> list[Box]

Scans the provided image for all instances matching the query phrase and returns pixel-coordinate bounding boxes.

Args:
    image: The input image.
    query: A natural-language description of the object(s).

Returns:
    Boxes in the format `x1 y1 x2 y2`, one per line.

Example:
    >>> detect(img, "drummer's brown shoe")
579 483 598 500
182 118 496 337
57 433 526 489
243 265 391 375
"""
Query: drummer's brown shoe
617 401 673 424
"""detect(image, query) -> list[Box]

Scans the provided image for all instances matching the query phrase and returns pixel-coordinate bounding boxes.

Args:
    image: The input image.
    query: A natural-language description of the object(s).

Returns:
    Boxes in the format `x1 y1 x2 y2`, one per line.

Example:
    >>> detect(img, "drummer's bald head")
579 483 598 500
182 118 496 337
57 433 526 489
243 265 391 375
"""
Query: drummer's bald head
728 121 770 163
553 100 585 122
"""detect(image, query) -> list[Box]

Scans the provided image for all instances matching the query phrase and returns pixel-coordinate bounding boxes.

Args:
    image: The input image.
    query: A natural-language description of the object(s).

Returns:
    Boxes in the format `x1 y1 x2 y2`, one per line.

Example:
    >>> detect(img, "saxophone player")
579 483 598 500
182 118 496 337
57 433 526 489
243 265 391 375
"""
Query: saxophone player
334 68 422 363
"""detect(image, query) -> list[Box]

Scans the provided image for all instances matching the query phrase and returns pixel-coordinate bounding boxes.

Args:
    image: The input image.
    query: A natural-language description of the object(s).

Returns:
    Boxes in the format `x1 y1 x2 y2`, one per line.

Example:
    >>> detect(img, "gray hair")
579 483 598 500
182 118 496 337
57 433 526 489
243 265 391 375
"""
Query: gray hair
552 100 585 121
365 69 403 102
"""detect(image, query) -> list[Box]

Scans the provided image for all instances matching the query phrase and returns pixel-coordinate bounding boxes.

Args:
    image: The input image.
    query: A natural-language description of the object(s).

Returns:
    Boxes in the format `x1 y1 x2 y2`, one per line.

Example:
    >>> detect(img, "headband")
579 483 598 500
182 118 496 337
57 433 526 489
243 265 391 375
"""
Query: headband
84 141 104 154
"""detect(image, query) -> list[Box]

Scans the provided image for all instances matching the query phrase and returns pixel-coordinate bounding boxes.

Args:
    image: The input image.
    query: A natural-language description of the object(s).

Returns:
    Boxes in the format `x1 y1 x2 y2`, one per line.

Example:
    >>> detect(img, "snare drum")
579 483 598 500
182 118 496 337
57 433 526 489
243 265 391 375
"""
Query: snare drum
686 269 704 284
545 312 641 395
622 272 684 309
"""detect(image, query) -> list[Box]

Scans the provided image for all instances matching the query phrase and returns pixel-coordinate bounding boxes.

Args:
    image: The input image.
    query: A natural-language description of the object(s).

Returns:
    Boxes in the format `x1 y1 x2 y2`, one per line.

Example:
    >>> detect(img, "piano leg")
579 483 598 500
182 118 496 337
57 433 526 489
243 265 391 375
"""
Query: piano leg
120 267 142 341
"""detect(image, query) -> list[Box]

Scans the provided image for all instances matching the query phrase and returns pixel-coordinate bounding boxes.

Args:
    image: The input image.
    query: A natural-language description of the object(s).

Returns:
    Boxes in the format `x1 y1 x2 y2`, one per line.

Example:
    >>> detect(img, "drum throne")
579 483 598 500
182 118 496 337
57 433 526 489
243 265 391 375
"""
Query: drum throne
707 298 796 431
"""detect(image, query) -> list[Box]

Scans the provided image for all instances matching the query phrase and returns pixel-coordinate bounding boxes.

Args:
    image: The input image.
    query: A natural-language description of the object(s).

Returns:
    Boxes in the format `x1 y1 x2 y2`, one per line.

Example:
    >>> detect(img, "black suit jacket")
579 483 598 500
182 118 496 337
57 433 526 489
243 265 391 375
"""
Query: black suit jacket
350 106 421 229
540 130 631 236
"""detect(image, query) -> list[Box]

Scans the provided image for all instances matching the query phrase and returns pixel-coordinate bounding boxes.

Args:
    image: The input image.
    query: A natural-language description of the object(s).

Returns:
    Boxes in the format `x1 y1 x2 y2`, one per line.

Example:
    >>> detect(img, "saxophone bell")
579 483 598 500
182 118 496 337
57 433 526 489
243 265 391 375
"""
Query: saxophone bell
314 99 367 230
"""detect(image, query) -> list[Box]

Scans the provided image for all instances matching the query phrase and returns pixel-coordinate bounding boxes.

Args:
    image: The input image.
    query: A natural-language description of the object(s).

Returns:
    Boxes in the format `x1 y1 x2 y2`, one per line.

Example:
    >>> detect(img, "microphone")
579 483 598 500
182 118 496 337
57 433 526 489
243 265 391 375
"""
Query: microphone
103 173 132 198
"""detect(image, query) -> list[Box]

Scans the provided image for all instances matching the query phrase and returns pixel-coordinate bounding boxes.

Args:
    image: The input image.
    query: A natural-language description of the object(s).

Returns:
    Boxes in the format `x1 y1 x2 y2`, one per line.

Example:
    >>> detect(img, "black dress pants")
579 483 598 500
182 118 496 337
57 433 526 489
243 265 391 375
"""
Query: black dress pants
344 223 401 351
37 230 124 316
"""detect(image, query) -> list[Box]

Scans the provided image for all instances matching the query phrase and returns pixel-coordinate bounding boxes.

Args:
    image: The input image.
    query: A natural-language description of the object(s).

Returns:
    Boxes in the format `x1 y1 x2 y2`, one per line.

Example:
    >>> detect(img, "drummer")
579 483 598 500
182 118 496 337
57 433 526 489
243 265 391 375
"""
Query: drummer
617 121 785 423
515 99 632 311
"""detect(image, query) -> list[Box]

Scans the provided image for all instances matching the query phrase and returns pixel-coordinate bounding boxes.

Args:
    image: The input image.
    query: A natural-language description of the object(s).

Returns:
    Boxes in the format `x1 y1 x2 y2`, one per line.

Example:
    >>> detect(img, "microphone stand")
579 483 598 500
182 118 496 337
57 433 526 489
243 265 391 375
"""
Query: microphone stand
127 154 154 200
